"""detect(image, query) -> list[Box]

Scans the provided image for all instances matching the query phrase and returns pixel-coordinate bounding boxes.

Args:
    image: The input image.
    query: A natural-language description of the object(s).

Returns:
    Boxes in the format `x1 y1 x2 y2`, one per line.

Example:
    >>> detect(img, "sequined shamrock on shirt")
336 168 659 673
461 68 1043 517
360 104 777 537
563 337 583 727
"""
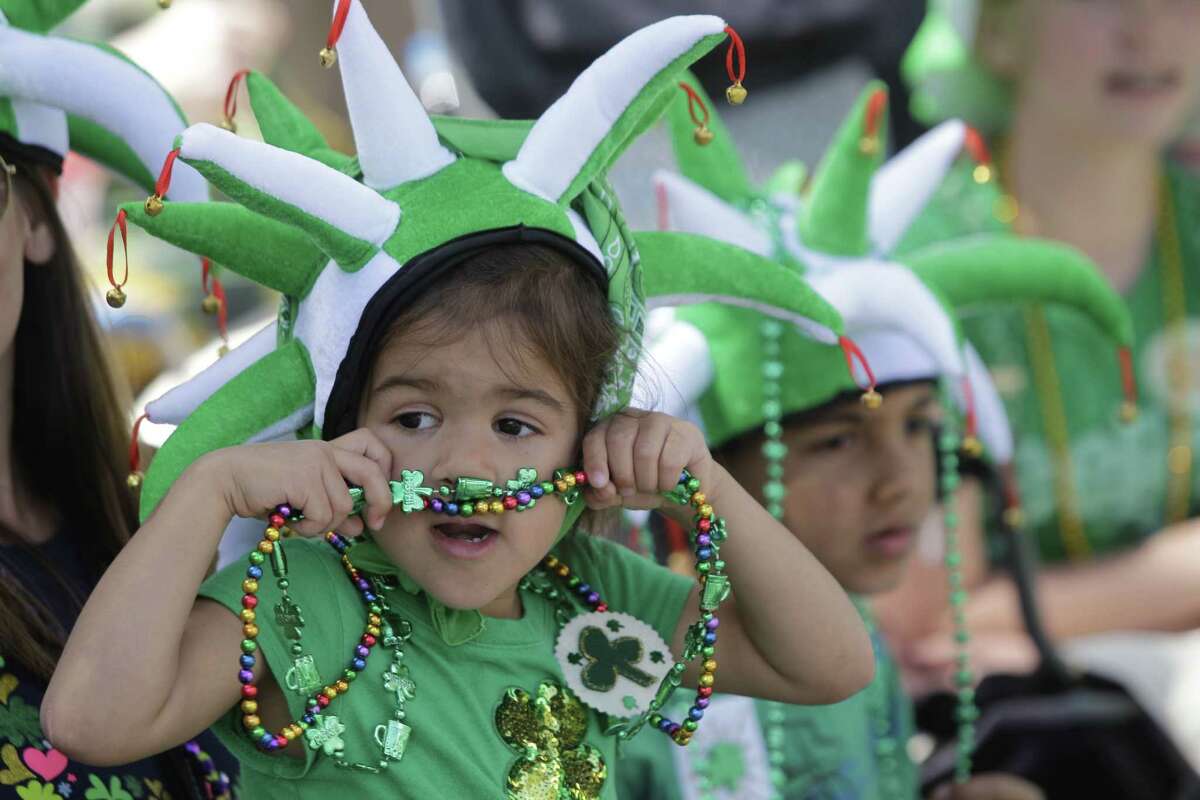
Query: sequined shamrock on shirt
494 681 605 800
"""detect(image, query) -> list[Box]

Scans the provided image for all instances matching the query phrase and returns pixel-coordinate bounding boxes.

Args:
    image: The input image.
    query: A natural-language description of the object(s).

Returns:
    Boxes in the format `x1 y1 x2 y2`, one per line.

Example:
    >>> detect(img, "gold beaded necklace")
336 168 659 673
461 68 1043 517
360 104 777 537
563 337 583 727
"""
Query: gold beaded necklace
1004 171 1190 558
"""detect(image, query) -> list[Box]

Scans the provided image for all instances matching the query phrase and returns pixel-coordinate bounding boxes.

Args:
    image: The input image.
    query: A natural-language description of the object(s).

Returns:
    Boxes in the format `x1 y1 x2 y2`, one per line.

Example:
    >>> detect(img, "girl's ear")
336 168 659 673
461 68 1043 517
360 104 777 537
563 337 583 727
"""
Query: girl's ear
976 0 1025 80
22 204 56 265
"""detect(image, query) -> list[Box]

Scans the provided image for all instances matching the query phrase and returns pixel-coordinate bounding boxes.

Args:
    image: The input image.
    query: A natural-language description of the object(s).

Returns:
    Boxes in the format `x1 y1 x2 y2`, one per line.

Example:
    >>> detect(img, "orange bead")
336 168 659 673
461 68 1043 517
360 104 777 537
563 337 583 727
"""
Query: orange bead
242 715 261 729
258 541 274 554
545 556 559 569
335 680 350 693
554 479 568 493
243 623 259 638
557 564 570 577
368 614 382 626
690 492 706 507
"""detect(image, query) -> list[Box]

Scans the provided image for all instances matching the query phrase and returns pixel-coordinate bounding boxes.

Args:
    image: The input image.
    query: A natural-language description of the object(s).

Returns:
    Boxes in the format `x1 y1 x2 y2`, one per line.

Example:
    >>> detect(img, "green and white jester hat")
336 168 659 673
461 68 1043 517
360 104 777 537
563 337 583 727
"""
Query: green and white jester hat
647 75 1137 464
0 0 207 302
119 0 857 524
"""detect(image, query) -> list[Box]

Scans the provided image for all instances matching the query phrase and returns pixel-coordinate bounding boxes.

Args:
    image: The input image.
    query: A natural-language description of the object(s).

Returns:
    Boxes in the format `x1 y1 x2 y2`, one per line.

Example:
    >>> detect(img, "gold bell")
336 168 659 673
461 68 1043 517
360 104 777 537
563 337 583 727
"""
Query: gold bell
319 47 338 68
221 117 238 133
1002 507 1024 530
127 471 144 490
693 125 714 146
157 0 171 8
201 293 222 315
144 194 165 217
725 81 747 105
973 164 992 184
218 344 231 358
106 287 127 309
962 435 984 458
858 135 879 156
860 389 883 410
1120 400 1138 423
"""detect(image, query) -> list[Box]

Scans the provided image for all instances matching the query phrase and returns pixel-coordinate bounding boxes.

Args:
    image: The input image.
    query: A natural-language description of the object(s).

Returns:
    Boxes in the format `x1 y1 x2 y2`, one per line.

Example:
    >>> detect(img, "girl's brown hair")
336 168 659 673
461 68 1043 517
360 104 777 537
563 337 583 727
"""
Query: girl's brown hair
375 242 625 438
0 158 137 681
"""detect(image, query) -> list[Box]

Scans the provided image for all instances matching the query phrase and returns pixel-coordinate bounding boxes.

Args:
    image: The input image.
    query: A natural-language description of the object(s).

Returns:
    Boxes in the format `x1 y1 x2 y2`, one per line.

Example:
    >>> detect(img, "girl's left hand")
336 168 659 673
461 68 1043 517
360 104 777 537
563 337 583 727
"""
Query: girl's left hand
581 408 718 515
930 773 1045 800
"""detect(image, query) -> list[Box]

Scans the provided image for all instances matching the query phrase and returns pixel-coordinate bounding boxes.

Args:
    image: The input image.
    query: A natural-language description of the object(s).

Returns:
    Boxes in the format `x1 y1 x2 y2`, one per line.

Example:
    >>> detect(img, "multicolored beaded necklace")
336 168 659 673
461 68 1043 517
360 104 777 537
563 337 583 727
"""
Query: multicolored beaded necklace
235 467 732 757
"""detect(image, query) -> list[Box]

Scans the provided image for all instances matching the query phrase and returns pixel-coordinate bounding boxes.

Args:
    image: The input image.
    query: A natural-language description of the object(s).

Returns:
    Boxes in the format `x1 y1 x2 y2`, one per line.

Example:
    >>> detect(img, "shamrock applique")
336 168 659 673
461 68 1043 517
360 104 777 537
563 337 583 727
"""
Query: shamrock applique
304 715 346 757
578 627 655 691
396 470 433 513
494 682 605 800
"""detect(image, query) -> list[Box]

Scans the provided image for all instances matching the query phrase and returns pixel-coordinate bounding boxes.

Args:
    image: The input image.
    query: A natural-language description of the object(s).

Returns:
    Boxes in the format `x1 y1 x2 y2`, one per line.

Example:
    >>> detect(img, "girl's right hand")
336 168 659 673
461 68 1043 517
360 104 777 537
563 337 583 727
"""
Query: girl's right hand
198 428 395 537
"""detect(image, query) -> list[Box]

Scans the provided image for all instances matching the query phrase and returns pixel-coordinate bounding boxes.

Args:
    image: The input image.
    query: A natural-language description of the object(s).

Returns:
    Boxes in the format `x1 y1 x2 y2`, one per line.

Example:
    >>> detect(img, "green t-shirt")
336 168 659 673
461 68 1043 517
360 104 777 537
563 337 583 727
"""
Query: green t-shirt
616 605 915 800
899 160 1200 562
199 530 692 799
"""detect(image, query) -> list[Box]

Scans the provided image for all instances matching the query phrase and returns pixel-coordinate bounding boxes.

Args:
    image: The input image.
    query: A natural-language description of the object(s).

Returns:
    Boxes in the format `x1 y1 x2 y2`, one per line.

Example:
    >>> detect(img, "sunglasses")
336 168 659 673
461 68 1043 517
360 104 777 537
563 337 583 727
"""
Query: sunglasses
0 154 15 218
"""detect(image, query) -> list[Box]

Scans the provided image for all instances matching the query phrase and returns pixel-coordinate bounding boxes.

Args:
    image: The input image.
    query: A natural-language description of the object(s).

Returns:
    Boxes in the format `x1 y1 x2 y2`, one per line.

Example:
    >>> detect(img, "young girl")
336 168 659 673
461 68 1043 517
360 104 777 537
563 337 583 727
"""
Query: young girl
43 4 875 797
0 2 236 797
620 77 1133 798
897 0 1200 654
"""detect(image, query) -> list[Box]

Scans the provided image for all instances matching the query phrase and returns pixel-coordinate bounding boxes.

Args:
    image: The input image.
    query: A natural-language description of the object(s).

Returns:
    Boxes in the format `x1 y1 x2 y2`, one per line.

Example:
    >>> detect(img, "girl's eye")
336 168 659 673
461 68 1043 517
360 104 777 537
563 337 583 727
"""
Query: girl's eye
906 417 936 436
811 434 854 453
393 411 437 430
495 417 539 438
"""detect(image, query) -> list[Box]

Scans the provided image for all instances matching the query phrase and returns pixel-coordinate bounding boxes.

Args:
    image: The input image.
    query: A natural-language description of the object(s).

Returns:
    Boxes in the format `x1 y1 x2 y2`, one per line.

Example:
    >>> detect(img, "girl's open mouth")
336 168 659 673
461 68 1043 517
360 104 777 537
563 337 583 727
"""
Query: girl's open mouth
432 522 500 559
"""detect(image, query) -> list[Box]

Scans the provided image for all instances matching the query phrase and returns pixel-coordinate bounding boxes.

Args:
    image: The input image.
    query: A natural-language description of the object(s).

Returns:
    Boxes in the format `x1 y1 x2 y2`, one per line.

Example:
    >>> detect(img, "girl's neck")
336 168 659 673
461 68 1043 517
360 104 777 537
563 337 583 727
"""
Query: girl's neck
0 345 54 545
1006 104 1162 293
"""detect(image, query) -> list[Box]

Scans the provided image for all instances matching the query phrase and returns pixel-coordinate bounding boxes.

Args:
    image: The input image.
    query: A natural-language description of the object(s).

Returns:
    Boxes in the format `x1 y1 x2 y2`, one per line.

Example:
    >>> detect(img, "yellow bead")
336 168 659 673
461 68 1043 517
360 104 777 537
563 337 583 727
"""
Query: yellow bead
690 492 706 507
258 541 274 554
323 686 338 699
144 194 164 217
242 715 260 729
698 504 713 519
703 659 717 673
240 609 256 623
242 579 259 594
105 287 127 309
265 527 281 541
563 473 577 489
545 556 559 569
725 81 747 105
693 125 714 146
490 500 504 514
335 680 350 693
367 625 381 637
240 700 258 715
319 47 337 68
698 673 715 688
283 727 297 740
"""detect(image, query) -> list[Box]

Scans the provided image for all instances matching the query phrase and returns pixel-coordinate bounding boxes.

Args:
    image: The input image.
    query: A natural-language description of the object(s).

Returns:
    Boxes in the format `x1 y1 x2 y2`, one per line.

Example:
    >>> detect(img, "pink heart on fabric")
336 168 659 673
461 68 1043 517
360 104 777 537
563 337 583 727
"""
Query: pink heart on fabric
21 748 67 782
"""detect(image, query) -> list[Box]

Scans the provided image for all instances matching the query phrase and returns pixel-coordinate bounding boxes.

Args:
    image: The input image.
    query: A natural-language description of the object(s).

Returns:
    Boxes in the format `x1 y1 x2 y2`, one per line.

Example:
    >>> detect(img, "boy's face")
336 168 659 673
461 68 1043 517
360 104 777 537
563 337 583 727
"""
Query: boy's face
357 318 581 618
722 382 940 595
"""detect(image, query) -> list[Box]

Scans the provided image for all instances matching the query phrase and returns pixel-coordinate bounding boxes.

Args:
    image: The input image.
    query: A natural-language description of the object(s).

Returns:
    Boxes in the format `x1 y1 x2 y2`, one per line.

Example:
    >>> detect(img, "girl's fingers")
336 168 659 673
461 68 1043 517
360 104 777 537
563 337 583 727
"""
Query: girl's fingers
657 426 691 493
331 448 392 531
288 464 334 536
582 419 612 489
632 414 672 494
332 428 393 483
604 412 641 495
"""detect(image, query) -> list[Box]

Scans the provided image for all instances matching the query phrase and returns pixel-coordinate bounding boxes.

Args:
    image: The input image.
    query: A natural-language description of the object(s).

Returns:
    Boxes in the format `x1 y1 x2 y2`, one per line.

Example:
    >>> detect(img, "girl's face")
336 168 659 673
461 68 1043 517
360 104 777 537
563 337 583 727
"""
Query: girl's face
984 0 1200 147
357 319 582 618
726 383 940 596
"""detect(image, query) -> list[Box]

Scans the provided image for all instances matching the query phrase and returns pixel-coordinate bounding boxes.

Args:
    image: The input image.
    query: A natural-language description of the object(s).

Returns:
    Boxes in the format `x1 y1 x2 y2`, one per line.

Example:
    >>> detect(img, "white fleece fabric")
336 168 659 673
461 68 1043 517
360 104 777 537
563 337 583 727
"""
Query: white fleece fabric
336 0 454 190
653 170 773 256
503 15 726 203
868 120 966 254
180 123 400 248
0 25 206 200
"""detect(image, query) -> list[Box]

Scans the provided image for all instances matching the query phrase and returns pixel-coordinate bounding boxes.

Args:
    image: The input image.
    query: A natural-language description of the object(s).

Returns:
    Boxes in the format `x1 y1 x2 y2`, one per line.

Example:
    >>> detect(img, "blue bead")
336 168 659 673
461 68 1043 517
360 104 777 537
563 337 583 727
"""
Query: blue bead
703 631 717 645
240 654 256 669
259 734 275 747
658 718 673 731
688 707 704 721
679 471 688 484
447 502 460 515
577 583 591 595
352 658 367 671
363 592 377 603
530 485 545 498
696 547 713 560
246 565 263 580
302 713 316 724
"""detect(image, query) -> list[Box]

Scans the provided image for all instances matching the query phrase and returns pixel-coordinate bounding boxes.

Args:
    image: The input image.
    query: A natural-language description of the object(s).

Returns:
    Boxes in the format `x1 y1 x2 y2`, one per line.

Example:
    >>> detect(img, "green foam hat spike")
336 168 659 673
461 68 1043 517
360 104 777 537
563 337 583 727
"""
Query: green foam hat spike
123 2 856 524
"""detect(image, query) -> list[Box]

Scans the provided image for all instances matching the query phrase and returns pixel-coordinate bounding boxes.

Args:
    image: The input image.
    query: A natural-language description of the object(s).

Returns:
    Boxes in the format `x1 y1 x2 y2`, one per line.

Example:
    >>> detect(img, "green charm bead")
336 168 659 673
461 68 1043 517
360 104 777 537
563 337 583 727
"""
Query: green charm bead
459 502 474 517
241 639 257 653
249 551 265 565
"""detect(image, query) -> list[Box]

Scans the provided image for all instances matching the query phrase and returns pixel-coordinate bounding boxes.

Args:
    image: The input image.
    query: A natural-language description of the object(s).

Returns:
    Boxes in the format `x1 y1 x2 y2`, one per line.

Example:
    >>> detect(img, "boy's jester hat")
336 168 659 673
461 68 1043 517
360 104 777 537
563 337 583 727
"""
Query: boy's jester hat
647 74 1135 459
122 1 859 521
0 0 205 197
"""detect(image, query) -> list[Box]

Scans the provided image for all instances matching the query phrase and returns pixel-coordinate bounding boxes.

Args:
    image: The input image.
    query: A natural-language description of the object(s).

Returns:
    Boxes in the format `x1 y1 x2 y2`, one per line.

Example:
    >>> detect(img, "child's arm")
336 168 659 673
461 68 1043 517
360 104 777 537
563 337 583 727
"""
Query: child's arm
582 410 875 705
42 431 396 766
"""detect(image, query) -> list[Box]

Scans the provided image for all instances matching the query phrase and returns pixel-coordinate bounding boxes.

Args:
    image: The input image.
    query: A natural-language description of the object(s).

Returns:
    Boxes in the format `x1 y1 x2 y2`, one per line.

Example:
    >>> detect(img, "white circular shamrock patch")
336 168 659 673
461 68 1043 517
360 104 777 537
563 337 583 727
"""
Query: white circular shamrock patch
554 611 673 718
